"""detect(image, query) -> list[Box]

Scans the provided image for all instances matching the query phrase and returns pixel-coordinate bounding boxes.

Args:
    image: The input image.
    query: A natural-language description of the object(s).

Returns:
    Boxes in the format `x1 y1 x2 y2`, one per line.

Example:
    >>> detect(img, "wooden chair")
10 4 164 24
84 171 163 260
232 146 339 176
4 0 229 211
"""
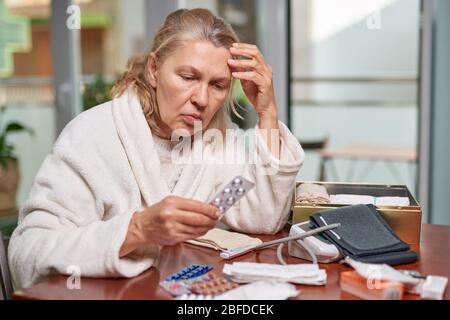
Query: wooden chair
0 231 13 300
298 136 329 181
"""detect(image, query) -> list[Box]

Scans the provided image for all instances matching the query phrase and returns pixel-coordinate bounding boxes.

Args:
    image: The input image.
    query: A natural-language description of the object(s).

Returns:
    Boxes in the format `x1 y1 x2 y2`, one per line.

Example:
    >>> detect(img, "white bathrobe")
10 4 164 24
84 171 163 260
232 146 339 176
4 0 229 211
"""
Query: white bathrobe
8 89 305 289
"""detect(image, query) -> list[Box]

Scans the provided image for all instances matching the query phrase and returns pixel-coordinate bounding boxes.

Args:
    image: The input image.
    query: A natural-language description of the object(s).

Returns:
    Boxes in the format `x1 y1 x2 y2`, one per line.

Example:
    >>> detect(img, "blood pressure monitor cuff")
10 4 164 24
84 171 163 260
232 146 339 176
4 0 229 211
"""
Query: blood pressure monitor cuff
309 204 418 266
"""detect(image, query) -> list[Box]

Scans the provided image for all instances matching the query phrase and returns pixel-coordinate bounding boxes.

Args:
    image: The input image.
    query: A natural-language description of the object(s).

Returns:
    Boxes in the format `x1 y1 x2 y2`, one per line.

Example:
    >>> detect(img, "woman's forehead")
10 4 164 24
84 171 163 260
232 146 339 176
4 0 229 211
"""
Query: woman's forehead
167 41 232 77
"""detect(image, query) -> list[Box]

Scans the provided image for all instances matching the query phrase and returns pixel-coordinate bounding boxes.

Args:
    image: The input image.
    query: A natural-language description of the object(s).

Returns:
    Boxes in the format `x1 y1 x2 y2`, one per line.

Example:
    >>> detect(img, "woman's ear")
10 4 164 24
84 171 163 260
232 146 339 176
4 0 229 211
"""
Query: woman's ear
148 53 158 88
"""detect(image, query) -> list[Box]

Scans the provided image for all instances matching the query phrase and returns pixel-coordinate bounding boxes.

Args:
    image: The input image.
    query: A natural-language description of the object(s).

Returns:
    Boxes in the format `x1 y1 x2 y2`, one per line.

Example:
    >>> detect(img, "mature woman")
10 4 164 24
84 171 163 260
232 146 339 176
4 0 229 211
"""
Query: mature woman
8 8 304 289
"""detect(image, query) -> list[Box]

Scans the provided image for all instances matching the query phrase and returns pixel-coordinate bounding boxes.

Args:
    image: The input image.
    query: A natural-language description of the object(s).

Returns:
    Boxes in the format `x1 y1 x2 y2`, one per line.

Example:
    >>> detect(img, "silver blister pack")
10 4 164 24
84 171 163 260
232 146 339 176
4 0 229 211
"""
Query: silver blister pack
210 176 254 217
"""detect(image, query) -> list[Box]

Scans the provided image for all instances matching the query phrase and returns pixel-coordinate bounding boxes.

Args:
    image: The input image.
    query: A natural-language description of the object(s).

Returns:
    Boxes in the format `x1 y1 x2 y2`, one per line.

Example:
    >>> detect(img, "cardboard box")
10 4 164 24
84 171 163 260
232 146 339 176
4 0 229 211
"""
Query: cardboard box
292 181 422 244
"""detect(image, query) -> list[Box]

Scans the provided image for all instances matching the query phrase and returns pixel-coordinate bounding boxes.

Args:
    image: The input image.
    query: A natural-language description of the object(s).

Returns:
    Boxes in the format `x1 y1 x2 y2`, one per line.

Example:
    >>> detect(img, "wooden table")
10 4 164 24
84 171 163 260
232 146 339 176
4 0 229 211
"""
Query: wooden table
13 224 450 300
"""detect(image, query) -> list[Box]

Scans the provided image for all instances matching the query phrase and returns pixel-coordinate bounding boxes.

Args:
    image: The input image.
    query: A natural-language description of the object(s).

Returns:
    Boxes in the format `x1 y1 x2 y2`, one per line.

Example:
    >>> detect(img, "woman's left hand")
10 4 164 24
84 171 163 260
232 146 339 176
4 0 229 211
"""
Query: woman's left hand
228 43 278 124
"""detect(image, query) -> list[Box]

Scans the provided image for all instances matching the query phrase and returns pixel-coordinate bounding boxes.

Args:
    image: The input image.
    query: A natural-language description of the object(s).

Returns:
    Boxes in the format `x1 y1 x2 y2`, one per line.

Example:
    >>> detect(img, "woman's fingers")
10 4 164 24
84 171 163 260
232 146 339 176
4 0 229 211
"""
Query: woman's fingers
230 44 266 65
230 47 253 60
169 221 212 241
229 44 272 80
228 58 257 68
228 58 259 73
166 196 220 220
174 209 218 228
179 225 210 238
166 225 210 244
233 42 257 49
232 71 267 86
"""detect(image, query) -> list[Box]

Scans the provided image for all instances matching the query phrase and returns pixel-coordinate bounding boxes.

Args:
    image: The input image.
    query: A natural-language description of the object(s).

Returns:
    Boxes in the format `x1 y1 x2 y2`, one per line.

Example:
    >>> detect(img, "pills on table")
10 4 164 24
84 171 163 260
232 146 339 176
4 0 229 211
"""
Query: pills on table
164 264 213 282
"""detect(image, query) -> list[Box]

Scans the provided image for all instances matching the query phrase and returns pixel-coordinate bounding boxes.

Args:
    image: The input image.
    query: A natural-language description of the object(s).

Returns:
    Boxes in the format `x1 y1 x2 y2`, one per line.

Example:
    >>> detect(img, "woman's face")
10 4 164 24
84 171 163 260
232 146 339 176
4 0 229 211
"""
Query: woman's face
149 41 233 138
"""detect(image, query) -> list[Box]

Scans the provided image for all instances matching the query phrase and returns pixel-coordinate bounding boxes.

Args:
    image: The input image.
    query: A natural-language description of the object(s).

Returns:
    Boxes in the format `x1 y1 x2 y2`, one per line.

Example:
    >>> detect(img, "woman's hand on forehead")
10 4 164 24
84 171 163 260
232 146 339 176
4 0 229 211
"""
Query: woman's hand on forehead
227 42 277 120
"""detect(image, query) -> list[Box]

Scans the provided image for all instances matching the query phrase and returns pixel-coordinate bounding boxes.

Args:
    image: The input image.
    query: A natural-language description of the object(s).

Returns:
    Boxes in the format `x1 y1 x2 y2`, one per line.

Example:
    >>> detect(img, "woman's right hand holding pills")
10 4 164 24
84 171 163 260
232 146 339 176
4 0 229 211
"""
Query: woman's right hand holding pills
120 196 220 257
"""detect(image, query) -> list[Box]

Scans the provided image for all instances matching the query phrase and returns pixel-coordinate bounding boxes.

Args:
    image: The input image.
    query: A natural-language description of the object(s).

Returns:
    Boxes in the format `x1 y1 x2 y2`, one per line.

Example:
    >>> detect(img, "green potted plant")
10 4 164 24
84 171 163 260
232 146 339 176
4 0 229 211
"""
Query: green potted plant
82 73 115 111
0 106 34 216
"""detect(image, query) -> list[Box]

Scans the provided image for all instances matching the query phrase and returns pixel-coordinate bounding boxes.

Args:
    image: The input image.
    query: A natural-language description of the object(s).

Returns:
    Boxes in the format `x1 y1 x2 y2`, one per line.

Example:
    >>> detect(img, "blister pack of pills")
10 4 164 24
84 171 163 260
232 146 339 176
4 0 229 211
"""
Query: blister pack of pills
190 273 240 295
160 272 215 296
160 280 191 296
161 272 239 297
210 176 254 217
164 264 213 282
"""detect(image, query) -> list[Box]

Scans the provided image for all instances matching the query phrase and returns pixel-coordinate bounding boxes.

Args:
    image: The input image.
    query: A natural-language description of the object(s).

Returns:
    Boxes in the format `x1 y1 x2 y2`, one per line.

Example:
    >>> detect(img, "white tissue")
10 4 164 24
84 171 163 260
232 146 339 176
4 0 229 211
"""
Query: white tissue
375 197 410 206
223 262 327 285
330 194 375 205
329 194 410 206
215 280 300 300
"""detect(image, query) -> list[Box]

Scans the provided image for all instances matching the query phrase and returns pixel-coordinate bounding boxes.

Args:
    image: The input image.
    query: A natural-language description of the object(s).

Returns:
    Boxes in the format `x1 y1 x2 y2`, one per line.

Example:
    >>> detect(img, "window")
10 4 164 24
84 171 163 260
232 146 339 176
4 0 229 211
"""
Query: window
290 0 421 195
1 0 55 208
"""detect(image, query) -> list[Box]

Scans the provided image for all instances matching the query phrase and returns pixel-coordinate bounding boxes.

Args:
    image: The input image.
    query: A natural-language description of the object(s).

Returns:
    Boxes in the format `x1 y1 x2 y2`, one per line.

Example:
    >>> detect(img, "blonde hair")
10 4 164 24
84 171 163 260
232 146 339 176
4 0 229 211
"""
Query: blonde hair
112 8 241 137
